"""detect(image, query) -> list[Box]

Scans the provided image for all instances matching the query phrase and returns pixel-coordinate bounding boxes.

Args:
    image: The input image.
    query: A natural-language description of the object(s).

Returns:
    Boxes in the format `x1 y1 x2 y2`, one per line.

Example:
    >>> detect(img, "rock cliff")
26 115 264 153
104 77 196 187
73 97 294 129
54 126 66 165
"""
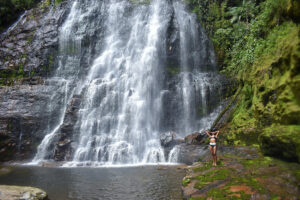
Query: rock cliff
0 0 69 161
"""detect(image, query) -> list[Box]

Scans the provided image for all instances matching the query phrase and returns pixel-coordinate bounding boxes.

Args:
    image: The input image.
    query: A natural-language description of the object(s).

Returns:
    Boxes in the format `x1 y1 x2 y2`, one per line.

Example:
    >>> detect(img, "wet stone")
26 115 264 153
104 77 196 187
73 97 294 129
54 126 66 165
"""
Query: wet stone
16 33 27 40
0 185 48 200
4 43 14 49
17 40 28 47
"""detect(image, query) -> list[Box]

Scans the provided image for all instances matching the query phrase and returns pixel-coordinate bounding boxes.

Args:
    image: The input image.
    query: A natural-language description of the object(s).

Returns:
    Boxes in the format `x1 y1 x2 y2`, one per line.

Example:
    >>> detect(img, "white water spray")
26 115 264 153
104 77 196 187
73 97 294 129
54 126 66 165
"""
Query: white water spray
32 0 224 166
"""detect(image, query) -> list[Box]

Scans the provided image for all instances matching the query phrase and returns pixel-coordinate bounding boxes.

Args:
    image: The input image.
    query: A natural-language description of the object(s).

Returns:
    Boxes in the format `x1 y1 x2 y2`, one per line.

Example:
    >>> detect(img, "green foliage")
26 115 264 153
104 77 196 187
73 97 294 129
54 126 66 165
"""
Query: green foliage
182 178 191 187
26 35 34 44
55 0 64 7
193 168 231 190
0 67 26 86
166 66 181 75
186 0 300 162
185 0 297 75
0 0 41 32
49 55 54 66
193 161 212 172
241 156 274 169
30 70 35 77
189 197 205 200
40 0 51 9
228 0 257 24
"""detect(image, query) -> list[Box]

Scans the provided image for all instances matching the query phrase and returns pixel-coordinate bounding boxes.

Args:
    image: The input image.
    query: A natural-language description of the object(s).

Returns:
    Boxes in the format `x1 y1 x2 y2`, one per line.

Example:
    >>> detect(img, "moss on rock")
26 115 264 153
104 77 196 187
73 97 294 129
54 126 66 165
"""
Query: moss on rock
259 125 300 162
185 0 300 163
219 20 300 162
182 178 191 187
182 147 300 200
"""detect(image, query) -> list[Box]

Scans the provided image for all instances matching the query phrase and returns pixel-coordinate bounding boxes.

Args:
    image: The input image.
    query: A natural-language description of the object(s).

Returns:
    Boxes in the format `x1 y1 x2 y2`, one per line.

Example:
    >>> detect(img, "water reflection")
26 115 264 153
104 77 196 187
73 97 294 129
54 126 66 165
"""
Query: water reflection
0 165 185 200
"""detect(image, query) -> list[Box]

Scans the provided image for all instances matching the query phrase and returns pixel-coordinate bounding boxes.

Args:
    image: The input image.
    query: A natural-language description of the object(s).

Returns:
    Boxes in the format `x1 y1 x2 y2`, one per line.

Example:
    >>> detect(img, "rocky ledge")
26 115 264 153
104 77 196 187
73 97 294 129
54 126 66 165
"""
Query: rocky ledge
181 147 300 200
0 185 48 200
160 131 210 165
0 0 70 162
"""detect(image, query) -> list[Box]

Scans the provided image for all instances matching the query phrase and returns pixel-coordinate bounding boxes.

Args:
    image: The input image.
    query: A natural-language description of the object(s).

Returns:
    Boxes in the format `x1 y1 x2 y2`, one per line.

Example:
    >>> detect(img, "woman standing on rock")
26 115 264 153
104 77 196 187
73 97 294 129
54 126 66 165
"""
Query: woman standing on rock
206 129 219 166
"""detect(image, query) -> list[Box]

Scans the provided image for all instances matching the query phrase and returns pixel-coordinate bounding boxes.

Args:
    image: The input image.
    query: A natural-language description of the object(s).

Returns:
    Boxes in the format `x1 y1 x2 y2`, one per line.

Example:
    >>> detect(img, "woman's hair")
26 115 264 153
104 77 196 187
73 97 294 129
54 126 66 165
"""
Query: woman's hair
210 128 218 132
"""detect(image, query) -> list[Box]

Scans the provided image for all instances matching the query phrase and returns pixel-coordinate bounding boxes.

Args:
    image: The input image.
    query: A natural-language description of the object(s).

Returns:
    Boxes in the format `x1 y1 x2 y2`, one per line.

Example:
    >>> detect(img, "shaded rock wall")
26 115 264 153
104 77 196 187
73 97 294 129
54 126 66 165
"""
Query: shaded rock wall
221 21 300 162
0 0 68 81
0 80 70 161
0 0 70 162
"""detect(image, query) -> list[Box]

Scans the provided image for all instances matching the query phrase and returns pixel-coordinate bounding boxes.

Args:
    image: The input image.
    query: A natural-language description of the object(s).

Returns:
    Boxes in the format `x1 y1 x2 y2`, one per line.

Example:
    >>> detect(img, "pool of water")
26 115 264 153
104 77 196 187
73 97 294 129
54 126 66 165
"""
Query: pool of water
0 165 185 200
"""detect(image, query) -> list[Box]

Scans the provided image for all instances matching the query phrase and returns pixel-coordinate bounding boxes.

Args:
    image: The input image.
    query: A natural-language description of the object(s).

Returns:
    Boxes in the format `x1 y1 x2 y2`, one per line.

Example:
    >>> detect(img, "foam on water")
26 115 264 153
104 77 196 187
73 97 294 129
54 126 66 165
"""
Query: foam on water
31 0 224 166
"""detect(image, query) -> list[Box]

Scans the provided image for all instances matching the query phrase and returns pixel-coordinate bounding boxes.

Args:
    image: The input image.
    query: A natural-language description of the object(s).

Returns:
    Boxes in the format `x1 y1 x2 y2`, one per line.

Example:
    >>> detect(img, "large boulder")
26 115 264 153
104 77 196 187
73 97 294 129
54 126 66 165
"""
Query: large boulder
259 125 300 162
184 131 207 145
177 144 209 165
160 131 177 147
160 131 185 147
0 185 48 200
162 131 210 165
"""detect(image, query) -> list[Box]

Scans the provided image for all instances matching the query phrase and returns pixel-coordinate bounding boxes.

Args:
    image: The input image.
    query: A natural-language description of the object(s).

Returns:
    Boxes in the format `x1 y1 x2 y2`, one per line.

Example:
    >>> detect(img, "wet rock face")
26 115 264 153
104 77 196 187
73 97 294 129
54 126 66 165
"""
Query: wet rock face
0 1 68 82
184 131 207 145
177 144 209 165
0 2 71 162
0 82 65 162
54 95 82 161
160 131 178 147
161 131 210 165
0 185 48 200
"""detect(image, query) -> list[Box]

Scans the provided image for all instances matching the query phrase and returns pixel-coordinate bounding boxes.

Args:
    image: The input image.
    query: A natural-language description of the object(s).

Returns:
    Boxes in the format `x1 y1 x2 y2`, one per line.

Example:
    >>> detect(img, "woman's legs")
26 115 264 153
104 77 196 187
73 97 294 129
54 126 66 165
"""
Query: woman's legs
212 146 217 166
209 145 214 165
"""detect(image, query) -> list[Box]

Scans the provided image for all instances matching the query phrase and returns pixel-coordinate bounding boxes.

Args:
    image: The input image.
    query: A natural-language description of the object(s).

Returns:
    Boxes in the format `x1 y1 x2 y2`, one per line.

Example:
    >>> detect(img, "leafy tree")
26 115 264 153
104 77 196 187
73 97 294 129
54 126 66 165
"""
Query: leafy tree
0 0 41 32
228 0 257 24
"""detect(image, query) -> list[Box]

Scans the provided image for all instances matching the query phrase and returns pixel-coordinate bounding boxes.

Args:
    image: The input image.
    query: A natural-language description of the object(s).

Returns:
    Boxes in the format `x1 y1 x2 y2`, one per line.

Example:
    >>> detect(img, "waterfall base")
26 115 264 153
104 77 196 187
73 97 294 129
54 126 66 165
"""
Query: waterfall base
0 165 185 200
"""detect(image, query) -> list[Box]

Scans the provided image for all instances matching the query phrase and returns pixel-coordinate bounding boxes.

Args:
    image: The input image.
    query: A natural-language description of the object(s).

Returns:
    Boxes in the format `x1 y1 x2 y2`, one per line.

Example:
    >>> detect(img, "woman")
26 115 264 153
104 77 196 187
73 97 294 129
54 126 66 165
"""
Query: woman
206 129 219 166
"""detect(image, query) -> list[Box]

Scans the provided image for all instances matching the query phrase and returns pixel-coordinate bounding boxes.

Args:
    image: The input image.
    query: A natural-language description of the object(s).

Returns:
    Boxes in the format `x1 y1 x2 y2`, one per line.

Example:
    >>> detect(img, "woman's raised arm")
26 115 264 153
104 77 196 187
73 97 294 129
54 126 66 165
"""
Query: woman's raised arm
206 130 210 137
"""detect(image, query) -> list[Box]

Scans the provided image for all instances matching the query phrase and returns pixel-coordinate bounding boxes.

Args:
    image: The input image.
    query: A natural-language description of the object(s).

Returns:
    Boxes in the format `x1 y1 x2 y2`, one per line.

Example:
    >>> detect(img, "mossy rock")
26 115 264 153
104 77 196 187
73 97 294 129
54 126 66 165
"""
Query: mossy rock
259 125 300 162
286 0 300 21
0 185 48 200
182 178 191 187
183 146 300 200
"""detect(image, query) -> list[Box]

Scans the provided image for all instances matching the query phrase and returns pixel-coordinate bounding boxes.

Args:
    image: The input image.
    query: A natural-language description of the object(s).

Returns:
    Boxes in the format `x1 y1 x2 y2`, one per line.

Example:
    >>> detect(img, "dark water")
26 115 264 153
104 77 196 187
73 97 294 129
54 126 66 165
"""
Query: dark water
0 165 185 200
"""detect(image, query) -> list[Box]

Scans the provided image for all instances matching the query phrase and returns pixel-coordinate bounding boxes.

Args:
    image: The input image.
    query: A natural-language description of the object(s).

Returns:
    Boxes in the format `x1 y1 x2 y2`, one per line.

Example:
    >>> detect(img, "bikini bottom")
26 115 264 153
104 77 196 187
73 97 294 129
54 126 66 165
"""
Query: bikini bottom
209 142 216 147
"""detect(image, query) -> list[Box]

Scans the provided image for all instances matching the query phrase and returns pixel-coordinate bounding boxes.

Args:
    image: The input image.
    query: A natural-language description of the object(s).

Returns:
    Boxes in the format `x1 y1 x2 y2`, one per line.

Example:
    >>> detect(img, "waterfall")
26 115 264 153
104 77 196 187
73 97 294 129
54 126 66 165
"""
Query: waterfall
32 0 224 166
168 145 180 163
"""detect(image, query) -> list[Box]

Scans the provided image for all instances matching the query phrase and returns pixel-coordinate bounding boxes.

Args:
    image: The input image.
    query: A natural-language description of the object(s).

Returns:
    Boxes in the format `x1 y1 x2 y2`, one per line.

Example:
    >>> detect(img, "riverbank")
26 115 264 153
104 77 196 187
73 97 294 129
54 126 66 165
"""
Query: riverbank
181 146 300 200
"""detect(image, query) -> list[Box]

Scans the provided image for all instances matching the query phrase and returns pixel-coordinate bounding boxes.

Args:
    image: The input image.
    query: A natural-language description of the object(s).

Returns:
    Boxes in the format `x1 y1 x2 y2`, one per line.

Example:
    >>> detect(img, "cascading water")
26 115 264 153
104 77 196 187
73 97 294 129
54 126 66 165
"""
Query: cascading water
32 0 225 166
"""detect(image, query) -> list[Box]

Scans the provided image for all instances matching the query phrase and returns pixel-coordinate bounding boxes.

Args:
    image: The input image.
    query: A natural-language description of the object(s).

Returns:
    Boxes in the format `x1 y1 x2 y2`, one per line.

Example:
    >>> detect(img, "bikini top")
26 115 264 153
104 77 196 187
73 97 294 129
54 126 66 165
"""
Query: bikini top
209 135 217 140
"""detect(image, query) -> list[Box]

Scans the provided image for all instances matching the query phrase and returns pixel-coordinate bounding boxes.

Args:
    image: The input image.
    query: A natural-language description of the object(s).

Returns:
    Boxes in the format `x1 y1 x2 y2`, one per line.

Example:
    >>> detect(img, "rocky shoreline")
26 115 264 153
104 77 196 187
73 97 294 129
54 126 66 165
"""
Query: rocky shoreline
0 166 48 200
181 146 300 200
